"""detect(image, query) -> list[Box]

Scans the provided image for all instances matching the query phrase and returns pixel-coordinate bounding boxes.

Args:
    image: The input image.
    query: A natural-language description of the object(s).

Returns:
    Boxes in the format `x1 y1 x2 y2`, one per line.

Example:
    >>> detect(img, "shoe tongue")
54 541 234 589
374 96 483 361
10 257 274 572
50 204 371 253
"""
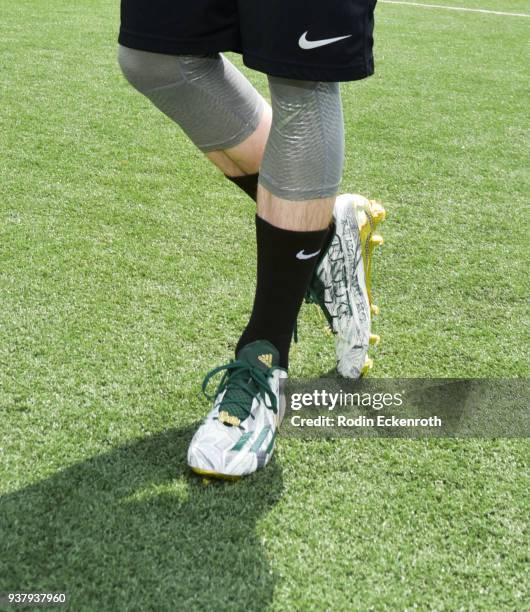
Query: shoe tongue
236 340 280 372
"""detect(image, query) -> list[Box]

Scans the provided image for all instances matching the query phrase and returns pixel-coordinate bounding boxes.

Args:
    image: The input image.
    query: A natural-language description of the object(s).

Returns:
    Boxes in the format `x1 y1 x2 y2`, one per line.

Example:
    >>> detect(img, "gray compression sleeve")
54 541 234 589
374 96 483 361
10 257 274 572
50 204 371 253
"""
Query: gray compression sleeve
118 45 264 152
259 76 344 201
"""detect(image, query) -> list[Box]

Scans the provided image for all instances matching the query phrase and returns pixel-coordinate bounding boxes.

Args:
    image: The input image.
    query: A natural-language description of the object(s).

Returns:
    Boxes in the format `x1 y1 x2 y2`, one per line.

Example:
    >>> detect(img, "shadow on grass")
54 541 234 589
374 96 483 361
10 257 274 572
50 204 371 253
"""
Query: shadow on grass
0 425 283 611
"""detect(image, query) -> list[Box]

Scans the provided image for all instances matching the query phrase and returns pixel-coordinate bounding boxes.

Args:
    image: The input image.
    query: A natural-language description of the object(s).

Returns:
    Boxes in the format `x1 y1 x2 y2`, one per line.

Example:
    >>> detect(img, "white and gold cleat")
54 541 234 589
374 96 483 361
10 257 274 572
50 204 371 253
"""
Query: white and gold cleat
351 195 386 318
307 194 385 378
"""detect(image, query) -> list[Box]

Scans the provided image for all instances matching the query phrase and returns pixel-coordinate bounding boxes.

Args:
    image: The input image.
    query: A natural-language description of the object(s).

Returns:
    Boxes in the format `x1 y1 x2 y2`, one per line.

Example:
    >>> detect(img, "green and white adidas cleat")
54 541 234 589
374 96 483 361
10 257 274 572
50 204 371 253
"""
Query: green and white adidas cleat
307 193 385 378
188 340 287 480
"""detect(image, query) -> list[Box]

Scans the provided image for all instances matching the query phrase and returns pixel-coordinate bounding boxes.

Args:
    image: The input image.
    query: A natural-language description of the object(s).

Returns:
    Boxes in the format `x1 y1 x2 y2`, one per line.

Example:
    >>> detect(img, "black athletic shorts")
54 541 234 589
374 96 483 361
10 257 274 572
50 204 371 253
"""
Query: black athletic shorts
119 0 377 82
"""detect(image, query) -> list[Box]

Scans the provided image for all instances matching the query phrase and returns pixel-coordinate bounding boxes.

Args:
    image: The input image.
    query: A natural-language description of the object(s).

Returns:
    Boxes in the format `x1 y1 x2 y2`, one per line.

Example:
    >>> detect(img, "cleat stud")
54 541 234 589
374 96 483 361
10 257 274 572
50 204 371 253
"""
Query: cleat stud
369 334 381 346
370 201 387 223
370 234 384 247
202 478 212 486
361 357 374 375
371 304 380 316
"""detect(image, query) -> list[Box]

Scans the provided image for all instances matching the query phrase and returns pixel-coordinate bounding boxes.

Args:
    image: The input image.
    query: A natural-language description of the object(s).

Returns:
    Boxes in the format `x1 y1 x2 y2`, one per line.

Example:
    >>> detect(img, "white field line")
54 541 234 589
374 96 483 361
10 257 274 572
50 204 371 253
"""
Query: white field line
379 0 530 18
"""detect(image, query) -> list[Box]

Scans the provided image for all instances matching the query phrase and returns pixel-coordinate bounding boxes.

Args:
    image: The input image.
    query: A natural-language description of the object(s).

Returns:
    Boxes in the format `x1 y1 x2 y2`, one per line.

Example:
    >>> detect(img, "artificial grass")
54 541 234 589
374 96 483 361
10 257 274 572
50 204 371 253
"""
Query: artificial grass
1 0 528 609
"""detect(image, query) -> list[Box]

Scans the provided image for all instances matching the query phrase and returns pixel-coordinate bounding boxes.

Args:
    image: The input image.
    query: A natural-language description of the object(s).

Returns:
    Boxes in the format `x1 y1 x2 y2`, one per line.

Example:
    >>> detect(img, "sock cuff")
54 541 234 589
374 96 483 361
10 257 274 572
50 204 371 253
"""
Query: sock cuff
255 214 329 242
254 214 330 267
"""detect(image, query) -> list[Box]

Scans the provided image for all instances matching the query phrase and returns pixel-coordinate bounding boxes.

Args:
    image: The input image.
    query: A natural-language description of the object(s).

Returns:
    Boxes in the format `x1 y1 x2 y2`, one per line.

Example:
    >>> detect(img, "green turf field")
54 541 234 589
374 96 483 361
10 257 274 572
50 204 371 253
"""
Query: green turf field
1 1 529 609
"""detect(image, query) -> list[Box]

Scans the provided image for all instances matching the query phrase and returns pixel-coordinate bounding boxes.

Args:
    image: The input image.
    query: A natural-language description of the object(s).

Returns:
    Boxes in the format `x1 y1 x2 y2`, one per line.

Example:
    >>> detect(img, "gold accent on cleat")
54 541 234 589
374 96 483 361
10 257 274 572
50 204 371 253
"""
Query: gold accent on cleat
369 334 380 346
258 353 273 367
371 304 380 316
351 195 386 316
369 200 387 223
218 411 241 427
361 357 374 376
191 466 241 482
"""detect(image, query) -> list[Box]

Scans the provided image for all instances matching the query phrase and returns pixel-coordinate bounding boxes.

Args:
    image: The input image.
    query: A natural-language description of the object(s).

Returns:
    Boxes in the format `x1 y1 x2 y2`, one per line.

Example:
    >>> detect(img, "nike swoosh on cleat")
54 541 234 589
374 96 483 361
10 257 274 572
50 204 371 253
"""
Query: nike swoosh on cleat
298 31 352 50
296 249 321 260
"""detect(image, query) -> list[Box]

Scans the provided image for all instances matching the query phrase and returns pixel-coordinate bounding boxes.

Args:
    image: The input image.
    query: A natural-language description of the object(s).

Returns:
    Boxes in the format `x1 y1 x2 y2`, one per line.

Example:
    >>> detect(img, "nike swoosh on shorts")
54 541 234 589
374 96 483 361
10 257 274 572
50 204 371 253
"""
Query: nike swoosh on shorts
298 31 352 50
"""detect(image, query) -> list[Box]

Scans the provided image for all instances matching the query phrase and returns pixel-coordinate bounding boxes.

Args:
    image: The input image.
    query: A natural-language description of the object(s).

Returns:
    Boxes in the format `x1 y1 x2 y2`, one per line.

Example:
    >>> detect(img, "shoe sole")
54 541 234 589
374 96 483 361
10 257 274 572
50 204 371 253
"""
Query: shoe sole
350 196 386 375
190 466 241 481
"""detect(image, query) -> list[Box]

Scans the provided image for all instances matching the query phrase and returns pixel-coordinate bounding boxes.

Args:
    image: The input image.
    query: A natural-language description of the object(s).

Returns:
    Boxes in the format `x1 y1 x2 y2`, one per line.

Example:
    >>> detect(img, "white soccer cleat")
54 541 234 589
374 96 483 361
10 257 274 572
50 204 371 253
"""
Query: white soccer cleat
306 194 385 378
188 340 287 479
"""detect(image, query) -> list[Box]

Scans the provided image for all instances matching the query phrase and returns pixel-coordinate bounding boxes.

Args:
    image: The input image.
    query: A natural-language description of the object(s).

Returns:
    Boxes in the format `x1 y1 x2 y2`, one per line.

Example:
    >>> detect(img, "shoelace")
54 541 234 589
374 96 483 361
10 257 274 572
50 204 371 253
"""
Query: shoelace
202 359 277 422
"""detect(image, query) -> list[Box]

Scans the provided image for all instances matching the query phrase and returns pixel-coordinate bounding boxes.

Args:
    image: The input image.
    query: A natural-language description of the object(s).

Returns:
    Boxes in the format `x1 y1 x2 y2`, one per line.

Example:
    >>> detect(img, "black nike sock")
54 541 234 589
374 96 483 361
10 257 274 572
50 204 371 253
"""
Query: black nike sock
236 215 328 369
225 173 259 202
319 221 336 262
